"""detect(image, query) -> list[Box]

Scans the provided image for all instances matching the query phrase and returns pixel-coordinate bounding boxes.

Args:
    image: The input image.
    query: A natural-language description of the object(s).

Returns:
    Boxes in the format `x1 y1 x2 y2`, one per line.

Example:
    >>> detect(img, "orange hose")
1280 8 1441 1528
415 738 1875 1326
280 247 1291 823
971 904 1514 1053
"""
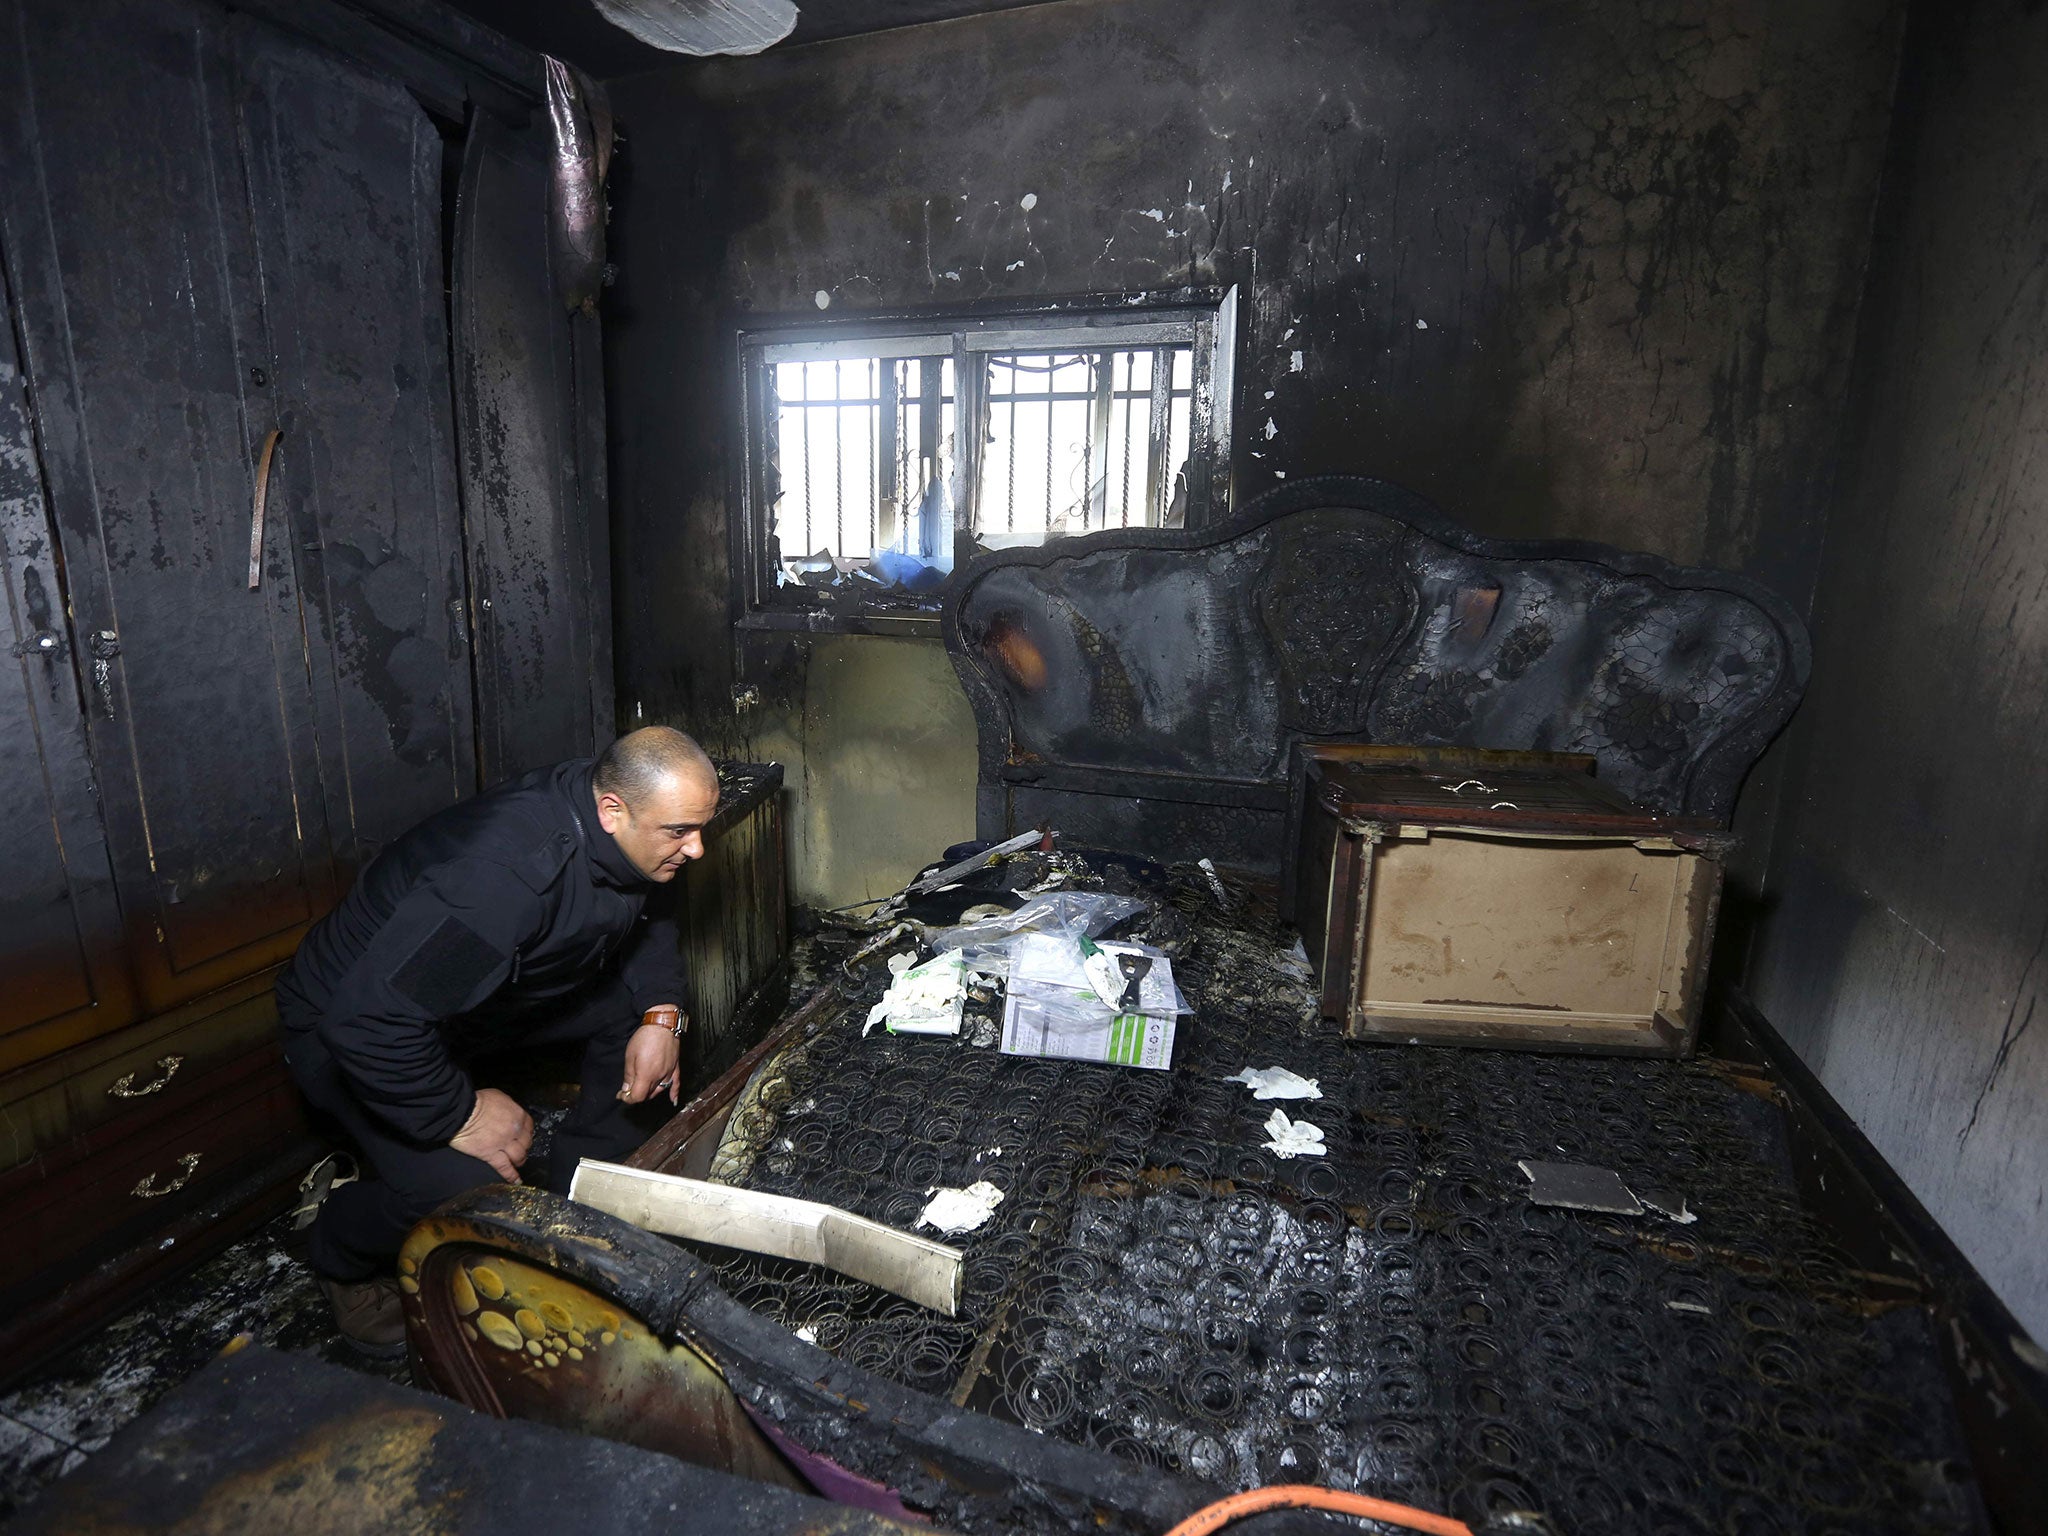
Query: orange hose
1161 1483 1475 1536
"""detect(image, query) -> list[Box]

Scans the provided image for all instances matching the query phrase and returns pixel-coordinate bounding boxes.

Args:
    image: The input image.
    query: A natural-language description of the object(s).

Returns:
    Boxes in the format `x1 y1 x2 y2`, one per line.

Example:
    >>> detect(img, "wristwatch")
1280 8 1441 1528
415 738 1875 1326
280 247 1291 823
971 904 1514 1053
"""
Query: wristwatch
642 1005 687 1040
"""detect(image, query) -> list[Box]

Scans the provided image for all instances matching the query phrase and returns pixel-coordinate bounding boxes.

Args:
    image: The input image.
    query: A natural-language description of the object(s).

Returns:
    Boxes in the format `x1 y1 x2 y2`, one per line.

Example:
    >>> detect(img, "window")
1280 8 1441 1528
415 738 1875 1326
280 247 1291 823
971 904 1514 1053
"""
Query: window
734 291 1236 632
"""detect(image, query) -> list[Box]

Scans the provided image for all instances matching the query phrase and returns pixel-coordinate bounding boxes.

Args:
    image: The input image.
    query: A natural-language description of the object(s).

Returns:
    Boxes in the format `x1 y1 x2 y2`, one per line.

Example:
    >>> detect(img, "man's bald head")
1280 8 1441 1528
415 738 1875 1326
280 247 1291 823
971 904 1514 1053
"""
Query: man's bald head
594 726 717 806
592 727 720 882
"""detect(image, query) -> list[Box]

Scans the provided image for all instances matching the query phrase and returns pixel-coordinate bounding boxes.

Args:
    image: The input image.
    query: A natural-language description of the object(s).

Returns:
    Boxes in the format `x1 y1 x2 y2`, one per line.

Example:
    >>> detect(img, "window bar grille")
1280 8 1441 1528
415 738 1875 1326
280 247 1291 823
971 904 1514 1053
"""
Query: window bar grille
1087 352 1113 530
879 359 901 551
906 360 918 542
755 325 1211 600
797 363 813 555
868 356 880 553
1043 357 1057 531
1078 357 1093 531
762 366 782 564
920 358 943 559
1006 362 1018 531
1169 348 1192 515
893 362 906 524
832 366 845 555
1145 347 1172 523
1120 352 1137 526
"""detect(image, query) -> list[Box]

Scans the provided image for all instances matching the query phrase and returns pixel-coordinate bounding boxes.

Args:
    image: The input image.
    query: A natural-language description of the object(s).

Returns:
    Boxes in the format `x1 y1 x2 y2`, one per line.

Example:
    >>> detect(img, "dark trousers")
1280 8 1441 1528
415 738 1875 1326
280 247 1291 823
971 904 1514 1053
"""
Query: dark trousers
283 978 658 1283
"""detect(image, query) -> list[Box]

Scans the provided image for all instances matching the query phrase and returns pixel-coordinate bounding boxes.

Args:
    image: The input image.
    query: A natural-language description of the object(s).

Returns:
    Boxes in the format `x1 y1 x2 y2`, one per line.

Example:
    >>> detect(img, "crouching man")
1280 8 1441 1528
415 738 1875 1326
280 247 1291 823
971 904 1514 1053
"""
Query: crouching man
277 726 720 1353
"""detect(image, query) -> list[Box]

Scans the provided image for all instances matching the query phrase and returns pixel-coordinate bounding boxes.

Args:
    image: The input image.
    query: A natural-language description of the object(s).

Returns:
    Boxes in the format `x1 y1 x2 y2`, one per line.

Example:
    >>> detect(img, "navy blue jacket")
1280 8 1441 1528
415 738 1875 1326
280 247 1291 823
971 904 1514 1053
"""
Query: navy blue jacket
277 759 684 1144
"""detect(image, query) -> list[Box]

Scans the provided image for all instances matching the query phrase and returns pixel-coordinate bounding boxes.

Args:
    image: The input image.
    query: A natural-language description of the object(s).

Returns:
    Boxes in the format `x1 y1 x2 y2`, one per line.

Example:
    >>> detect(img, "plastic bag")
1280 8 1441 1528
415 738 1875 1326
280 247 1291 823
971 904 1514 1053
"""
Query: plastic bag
930 890 1148 977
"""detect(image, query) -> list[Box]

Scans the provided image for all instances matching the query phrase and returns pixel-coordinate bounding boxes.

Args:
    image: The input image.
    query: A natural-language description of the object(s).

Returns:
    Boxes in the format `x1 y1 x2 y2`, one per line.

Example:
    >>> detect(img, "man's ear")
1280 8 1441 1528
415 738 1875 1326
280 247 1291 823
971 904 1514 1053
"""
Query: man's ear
595 790 629 833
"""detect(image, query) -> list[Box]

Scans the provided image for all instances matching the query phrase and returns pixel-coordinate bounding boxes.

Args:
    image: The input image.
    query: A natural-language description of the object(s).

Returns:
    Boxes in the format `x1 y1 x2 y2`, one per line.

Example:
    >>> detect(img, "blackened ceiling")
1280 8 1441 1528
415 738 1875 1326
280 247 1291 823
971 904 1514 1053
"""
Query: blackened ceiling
439 0 1074 77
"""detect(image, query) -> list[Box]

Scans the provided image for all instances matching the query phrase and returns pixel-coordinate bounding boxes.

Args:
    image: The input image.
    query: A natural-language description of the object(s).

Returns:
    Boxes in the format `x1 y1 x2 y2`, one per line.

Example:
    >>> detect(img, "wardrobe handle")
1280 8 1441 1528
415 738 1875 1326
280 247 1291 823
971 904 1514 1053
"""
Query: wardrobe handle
247 427 283 591
10 629 63 660
89 628 120 719
107 1054 183 1098
132 1152 202 1199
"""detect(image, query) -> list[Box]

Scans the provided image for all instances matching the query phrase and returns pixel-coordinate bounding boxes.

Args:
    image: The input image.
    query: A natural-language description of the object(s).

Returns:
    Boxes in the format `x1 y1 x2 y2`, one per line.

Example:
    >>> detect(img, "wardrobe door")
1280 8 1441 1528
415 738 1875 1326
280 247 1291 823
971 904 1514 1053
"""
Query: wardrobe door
453 111 612 782
0 0 337 1016
0 276 138 1075
233 16 476 868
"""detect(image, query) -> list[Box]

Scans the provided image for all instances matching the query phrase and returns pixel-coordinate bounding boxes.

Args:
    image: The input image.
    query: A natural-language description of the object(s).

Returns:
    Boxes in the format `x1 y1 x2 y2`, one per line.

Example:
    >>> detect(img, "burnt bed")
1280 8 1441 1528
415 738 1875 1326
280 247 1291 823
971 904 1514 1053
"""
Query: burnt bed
394 482 1986 1536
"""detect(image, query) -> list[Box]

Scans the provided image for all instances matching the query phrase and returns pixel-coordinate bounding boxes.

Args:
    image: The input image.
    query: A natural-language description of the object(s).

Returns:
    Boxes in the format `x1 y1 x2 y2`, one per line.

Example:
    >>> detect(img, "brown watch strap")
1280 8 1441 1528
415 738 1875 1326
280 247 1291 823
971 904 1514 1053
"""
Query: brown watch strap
643 1005 685 1039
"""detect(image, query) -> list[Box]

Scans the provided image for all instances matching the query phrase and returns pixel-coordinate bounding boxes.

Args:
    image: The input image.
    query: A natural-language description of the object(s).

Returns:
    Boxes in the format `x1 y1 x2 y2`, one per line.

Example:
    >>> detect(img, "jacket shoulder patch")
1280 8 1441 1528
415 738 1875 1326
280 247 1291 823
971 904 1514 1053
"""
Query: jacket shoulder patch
389 915 506 1018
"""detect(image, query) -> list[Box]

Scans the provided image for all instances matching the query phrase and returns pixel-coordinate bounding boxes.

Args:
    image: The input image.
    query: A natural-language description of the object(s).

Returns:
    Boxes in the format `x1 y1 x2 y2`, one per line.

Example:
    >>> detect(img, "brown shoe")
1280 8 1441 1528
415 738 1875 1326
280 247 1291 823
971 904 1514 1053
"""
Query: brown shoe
318 1274 408 1358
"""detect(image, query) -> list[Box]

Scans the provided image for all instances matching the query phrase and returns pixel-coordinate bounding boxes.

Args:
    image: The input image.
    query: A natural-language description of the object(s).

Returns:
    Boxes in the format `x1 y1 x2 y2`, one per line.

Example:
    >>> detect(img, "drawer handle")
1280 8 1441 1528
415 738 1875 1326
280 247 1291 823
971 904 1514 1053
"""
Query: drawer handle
108 1055 184 1098
132 1152 201 1199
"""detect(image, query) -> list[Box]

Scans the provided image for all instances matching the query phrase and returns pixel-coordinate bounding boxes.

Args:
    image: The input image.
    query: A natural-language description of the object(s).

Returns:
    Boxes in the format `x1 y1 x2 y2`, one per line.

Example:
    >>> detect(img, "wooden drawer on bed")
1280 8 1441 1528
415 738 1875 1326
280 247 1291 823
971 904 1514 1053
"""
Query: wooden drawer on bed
1292 746 1730 1056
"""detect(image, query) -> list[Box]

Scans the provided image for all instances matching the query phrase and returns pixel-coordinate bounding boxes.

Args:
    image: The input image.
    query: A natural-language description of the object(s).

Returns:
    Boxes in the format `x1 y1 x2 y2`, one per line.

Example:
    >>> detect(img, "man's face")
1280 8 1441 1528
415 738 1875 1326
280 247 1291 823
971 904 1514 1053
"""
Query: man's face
595 769 720 882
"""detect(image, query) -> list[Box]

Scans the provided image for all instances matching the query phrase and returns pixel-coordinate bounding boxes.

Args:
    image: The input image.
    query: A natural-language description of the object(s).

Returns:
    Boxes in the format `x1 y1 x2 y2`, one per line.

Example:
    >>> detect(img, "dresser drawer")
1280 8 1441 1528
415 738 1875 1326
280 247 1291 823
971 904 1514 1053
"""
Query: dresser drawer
0 1045 309 1297
0 971 282 1176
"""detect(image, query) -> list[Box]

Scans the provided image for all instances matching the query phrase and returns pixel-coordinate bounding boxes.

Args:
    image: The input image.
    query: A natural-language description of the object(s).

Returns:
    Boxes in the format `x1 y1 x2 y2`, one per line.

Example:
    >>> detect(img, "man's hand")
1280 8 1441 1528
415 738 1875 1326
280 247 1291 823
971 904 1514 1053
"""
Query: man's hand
450 1087 534 1181
619 1022 682 1106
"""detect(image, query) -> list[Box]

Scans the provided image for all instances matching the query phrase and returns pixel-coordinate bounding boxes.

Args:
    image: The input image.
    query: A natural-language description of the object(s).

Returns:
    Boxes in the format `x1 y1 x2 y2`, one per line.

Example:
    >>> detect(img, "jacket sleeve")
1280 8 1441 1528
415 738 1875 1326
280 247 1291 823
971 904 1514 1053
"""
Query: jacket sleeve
618 883 687 1018
314 857 548 1144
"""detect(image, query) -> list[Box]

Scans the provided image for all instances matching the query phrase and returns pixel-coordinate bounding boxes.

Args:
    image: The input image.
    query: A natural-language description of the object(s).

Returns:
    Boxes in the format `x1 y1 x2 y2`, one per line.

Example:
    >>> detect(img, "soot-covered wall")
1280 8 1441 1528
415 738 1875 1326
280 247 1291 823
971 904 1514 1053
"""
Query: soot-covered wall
1747 0 2048 1345
605 0 1905 906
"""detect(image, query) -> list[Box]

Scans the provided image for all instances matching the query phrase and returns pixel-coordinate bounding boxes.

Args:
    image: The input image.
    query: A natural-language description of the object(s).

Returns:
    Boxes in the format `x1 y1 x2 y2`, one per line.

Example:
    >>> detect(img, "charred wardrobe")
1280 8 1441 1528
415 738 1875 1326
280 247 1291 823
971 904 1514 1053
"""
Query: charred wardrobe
0 0 610 1374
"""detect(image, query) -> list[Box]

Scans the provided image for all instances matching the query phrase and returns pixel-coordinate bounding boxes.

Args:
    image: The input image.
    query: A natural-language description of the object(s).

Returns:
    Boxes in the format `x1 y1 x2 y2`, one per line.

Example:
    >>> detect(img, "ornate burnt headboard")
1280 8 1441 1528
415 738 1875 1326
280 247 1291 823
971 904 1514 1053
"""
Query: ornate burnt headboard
941 475 1811 874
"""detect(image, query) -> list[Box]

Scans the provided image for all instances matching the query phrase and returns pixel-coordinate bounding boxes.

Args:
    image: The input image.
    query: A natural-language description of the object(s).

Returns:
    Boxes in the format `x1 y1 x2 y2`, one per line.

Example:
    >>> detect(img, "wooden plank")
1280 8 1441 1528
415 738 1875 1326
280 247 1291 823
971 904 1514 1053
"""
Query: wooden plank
569 1160 963 1316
